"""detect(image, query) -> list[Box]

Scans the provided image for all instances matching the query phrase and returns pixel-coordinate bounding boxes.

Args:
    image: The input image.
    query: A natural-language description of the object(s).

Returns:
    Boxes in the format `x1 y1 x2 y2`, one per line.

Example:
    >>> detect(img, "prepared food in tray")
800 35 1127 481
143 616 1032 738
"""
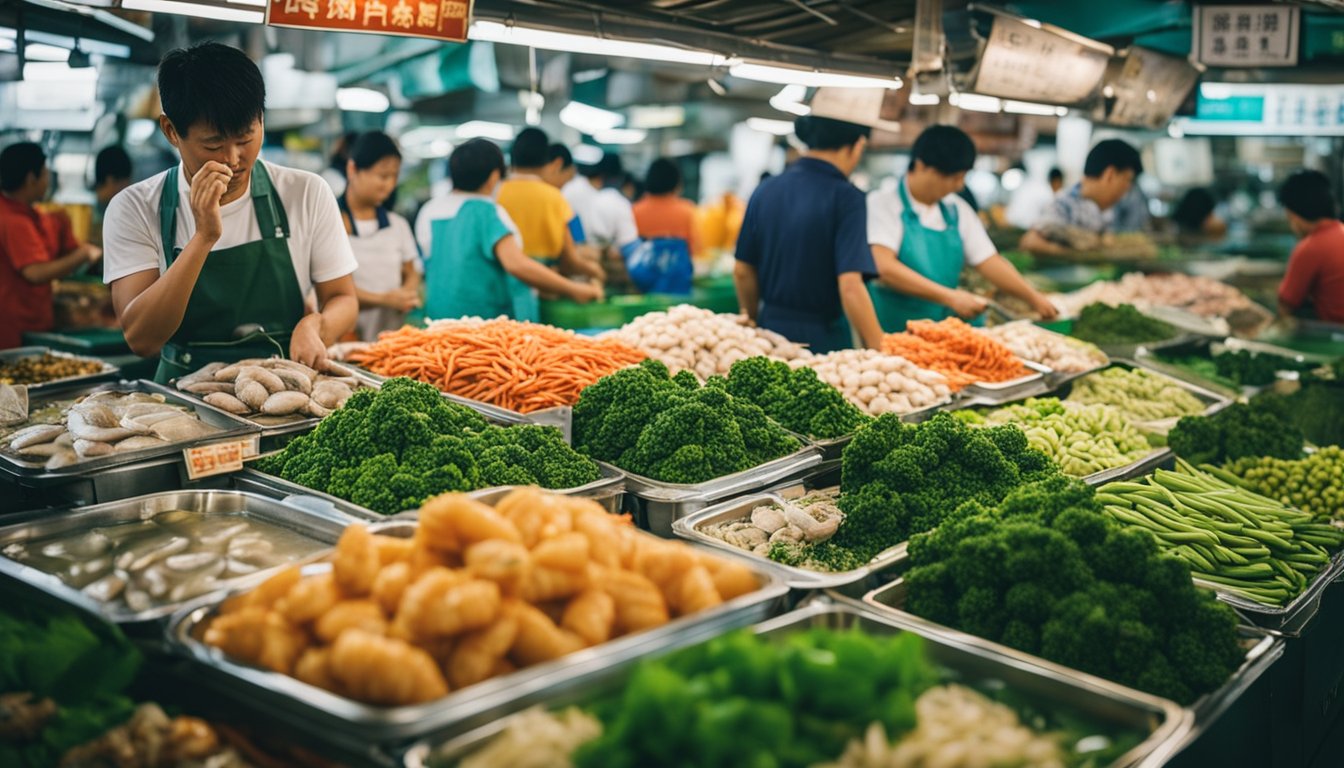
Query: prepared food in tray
0 351 107 387
699 490 845 569
197 488 765 707
879 317 1036 391
980 320 1108 374
174 357 366 424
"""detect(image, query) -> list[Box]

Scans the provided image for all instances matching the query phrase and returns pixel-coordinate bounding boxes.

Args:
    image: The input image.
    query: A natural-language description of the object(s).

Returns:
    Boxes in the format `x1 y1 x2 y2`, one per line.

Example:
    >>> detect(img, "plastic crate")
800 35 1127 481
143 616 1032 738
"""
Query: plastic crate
538 299 627 330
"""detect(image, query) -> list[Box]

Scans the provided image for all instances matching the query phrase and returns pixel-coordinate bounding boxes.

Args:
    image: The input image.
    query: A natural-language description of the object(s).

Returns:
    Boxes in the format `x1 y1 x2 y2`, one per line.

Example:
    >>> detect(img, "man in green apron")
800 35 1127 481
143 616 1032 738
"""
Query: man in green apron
867 125 1058 331
102 43 358 382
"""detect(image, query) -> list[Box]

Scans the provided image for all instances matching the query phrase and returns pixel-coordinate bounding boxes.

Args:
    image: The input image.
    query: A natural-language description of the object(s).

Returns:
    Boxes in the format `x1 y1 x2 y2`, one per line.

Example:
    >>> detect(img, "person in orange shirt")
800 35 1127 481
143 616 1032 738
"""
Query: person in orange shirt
633 159 701 256
0 142 103 349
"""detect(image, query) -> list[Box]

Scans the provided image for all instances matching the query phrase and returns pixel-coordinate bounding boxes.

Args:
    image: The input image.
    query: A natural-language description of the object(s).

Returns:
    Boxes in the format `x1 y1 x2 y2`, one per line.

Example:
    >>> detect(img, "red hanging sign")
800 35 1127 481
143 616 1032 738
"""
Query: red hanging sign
266 0 472 43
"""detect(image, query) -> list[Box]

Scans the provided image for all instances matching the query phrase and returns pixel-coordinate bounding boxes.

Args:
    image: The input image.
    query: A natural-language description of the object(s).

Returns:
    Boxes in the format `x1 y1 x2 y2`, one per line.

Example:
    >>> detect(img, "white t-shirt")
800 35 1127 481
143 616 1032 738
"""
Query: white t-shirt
414 192 520 257
866 181 996 268
563 177 639 250
348 211 421 341
102 160 358 296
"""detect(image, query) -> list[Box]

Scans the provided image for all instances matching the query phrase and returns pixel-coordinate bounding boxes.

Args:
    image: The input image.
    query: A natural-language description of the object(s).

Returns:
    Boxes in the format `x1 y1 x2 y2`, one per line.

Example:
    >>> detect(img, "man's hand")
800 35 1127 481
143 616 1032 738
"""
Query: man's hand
81 243 103 264
385 287 421 313
946 289 990 319
189 162 232 243
569 282 604 304
289 315 329 371
1031 295 1060 321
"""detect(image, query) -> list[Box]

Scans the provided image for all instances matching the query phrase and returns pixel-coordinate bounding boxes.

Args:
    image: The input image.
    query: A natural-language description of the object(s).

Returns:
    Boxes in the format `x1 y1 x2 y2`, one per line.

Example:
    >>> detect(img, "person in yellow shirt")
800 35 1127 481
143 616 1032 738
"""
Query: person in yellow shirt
496 128 604 282
698 188 745 258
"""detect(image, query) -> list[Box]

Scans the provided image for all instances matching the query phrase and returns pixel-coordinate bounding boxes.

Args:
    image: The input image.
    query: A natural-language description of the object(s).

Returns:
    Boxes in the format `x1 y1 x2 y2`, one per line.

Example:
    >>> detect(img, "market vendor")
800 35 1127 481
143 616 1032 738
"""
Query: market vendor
734 88 886 354
867 125 1058 330
1277 170 1344 324
1019 139 1143 257
0 142 104 349
102 42 358 381
563 151 640 288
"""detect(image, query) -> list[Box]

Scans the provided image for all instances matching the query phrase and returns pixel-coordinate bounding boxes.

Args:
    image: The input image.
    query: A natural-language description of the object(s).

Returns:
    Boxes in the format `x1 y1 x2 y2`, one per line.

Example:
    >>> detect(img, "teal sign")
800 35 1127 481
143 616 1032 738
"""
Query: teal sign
1196 93 1266 121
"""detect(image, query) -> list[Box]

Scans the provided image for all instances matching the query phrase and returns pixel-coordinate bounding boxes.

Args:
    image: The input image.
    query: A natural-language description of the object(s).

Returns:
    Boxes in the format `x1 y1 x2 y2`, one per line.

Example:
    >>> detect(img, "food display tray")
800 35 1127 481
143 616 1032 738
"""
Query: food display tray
0 346 119 393
165 534 788 751
1055 360 1232 433
1094 333 1205 363
0 380 261 483
0 489 351 626
863 579 1283 741
403 595 1191 768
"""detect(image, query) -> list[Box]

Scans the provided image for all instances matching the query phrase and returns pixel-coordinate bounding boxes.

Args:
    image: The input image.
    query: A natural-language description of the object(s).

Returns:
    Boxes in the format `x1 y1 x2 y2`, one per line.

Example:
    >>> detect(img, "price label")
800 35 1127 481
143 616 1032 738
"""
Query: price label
183 437 259 480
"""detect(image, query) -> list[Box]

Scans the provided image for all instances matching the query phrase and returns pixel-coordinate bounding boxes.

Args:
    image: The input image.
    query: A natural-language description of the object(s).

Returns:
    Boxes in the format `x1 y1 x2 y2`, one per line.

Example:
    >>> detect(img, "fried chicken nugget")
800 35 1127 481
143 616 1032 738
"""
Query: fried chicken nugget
420 494 522 551
294 647 340 693
632 540 697 591
521 564 589 603
496 488 572 548
446 603 520 688
395 570 501 640
530 531 589 572
599 568 669 633
561 589 616 646
203 606 269 664
703 556 759 601
277 572 343 625
315 600 389 643
668 565 723 616
330 630 449 706
465 540 532 595
333 524 381 597
410 530 458 576
373 534 415 565
221 565 301 614
372 561 413 616
571 508 620 568
510 603 585 667
256 612 309 675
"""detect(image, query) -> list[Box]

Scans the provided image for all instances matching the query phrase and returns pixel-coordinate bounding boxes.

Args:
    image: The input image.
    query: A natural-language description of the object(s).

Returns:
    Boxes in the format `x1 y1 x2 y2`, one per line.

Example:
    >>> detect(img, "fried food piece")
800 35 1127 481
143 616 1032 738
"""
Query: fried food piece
495 487 572 548
668 565 723 616
447 604 521 688
371 561 413 616
510 603 585 667
203 606 269 664
572 508 621 568
703 556 758 601
465 540 532 594
294 647 341 693
521 565 589 603
599 569 669 633
394 570 501 640
222 565 301 613
333 524 381 597
419 493 521 551
632 541 696 591
277 572 343 625
561 589 616 646
530 531 589 572
410 530 458 575
373 534 415 564
315 600 388 643
330 630 449 705
257 613 309 674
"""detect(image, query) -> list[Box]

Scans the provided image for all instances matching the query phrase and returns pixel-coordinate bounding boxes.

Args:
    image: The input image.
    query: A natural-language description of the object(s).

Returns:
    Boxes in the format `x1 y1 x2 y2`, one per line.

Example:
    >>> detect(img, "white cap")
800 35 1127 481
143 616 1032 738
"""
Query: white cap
807 87 903 134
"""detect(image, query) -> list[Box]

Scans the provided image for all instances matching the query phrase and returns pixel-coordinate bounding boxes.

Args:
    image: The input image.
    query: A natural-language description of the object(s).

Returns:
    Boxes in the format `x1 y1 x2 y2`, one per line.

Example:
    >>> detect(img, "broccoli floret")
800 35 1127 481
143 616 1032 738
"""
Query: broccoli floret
723 357 871 440
1169 403 1305 464
349 453 410 515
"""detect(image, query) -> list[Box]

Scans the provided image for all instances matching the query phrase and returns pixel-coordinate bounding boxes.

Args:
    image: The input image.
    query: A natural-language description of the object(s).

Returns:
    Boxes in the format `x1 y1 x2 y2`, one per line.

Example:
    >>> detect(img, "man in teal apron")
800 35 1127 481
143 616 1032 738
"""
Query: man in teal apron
101 43 358 382
867 125 1058 331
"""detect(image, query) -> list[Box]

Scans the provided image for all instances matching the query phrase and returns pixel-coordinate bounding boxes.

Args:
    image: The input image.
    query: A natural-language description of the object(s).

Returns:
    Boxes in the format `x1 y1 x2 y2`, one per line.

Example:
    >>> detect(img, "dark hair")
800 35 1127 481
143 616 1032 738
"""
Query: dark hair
349 131 401 170
645 159 682 196
94 146 132 188
579 151 623 181
909 125 976 174
511 127 549 169
622 174 644 201
1083 139 1142 178
0 142 45 192
450 138 506 192
1279 170 1336 221
1048 167 1064 183
1172 188 1218 232
793 115 870 151
330 131 358 171
547 143 573 169
158 42 265 138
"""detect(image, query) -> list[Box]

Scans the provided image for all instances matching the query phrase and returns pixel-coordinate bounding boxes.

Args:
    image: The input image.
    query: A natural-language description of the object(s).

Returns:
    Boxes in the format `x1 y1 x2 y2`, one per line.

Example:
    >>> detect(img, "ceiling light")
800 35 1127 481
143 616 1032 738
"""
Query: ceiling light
628 105 686 129
25 43 70 62
729 62 901 89
22 61 98 82
746 117 796 136
706 78 727 96
1002 99 1060 116
0 28 131 59
560 101 624 134
908 92 941 106
127 119 158 145
336 87 390 113
769 85 810 116
1001 168 1024 191
455 121 516 141
470 21 728 67
120 0 264 22
572 145 604 165
950 92 1002 113
593 128 648 145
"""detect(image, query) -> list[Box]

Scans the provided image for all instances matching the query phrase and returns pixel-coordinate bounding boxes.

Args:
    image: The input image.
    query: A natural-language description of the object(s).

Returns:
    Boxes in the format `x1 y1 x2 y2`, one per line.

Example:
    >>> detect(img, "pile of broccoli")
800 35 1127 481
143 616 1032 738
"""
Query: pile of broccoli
573 359 801 484
254 378 601 515
829 414 1058 562
1070 303 1177 346
1168 402 1305 465
718 356 871 440
904 475 1245 704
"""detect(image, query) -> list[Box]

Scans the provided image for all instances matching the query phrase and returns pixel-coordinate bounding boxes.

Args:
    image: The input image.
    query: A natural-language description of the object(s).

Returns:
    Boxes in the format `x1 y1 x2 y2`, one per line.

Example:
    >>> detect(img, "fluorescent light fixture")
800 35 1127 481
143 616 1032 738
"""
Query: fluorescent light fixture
336 87 390 113
769 85 810 116
1002 99 1061 116
908 92 941 106
746 117 796 136
455 121 515 141
572 144 604 165
127 119 158 145
1199 83 1234 100
593 128 648 145
26 44 70 62
0 28 130 59
22 62 97 82
560 101 624 134
730 62 901 90
949 92 1002 113
120 0 264 22
628 105 686 129
706 78 728 96
469 21 728 67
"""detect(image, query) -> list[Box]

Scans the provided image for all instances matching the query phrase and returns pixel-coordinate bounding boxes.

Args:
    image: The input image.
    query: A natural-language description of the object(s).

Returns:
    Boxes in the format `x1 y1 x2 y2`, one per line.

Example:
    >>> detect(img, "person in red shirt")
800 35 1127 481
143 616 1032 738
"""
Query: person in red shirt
1277 170 1344 324
633 158 701 256
0 143 103 349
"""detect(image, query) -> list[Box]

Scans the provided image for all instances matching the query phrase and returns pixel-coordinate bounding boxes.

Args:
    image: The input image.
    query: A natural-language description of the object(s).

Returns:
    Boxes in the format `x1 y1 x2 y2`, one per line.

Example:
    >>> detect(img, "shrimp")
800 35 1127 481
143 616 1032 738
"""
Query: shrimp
530 532 589 572
333 524 381 597
315 600 388 643
465 540 532 595
277 572 343 625
561 589 616 646
371 561 413 616
447 604 521 688
510 603 584 667
330 630 449 705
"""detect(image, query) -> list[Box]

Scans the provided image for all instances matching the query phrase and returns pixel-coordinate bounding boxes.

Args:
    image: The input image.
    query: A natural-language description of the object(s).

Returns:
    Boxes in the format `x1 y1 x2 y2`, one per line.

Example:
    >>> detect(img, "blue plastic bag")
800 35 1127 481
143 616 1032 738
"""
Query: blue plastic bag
625 237 692 295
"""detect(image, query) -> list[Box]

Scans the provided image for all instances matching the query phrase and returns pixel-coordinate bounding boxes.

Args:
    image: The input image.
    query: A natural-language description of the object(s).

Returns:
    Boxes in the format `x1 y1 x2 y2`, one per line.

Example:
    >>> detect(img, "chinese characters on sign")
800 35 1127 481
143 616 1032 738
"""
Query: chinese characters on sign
971 14 1113 105
183 438 259 481
268 0 471 42
1194 5 1299 67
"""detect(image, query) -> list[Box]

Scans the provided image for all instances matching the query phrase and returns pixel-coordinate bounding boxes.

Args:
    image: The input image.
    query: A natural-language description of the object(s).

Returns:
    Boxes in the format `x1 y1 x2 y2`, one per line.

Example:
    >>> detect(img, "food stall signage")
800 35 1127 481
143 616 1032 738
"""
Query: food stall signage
971 13 1113 105
183 436 260 480
1194 5 1300 67
266 0 471 42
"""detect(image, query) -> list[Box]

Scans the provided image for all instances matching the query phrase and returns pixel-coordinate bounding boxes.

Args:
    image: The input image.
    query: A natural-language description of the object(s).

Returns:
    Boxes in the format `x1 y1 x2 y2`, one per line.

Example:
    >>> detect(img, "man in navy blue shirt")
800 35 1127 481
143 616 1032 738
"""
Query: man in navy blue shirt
734 89 889 353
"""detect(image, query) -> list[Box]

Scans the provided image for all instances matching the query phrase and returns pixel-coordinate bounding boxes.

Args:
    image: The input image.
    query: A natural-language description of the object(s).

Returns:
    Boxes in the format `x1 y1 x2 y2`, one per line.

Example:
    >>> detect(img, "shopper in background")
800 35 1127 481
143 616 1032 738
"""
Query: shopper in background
1171 188 1228 243
620 173 644 203
103 42 358 381
734 88 886 354
1111 184 1151 233
563 151 640 288
1277 170 1344 324
1019 139 1143 257
419 139 601 322
0 142 103 349
340 131 421 341
1048 167 1065 195
698 187 745 256
90 146 133 248
867 125 1057 331
321 131 357 196
632 159 700 253
544 143 578 190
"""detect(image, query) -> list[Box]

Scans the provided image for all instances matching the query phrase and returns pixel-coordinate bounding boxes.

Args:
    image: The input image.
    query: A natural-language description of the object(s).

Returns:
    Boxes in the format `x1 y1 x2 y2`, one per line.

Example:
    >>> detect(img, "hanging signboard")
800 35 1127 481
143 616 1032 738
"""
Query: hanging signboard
267 0 472 42
970 11 1113 105
1095 47 1203 129
1193 5 1300 67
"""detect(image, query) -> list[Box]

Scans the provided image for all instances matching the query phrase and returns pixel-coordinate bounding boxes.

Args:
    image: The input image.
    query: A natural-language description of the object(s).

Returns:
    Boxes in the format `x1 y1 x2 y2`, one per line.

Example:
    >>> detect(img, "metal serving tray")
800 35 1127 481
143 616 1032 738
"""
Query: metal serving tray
982 321 1112 385
0 380 261 482
863 579 1283 737
621 445 825 536
673 492 905 593
165 536 787 751
404 596 1191 768
1058 360 1231 435
0 489 351 625
0 346 118 393
1094 332 1205 364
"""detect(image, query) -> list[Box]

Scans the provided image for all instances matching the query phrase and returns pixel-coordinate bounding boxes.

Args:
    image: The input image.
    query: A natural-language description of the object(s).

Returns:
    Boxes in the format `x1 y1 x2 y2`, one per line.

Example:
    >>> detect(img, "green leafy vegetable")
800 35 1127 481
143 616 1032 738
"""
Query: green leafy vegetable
1168 403 1305 465
720 356 871 440
1070 303 1177 346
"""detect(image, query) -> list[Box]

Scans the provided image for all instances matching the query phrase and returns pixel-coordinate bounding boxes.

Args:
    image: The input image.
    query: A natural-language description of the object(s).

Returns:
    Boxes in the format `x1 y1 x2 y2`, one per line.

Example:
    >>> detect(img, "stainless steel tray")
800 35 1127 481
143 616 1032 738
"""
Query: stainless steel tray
0 489 351 624
165 533 788 748
1094 332 1205 363
622 445 825 536
0 346 118 393
1060 360 1232 435
863 578 1283 735
982 321 1112 382
963 358 1051 391
673 492 905 592
895 396 956 424
0 380 261 482
1196 550 1344 636
405 595 1191 768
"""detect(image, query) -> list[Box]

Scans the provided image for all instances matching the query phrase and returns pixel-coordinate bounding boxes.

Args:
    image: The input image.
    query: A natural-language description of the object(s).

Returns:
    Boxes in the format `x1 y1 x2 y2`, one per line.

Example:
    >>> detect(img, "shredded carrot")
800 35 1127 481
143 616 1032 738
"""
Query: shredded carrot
880 318 1029 392
348 320 647 413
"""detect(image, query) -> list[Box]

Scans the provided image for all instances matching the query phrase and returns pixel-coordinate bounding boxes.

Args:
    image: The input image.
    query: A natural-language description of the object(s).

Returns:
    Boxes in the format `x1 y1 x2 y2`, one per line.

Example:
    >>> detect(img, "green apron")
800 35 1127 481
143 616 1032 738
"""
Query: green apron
153 162 305 383
869 180 965 332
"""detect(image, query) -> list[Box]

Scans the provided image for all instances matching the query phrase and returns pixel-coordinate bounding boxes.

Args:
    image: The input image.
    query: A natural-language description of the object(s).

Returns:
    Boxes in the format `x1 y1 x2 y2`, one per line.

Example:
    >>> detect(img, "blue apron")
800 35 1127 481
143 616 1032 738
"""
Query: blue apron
870 180 966 332
427 215 538 323
758 304 853 355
